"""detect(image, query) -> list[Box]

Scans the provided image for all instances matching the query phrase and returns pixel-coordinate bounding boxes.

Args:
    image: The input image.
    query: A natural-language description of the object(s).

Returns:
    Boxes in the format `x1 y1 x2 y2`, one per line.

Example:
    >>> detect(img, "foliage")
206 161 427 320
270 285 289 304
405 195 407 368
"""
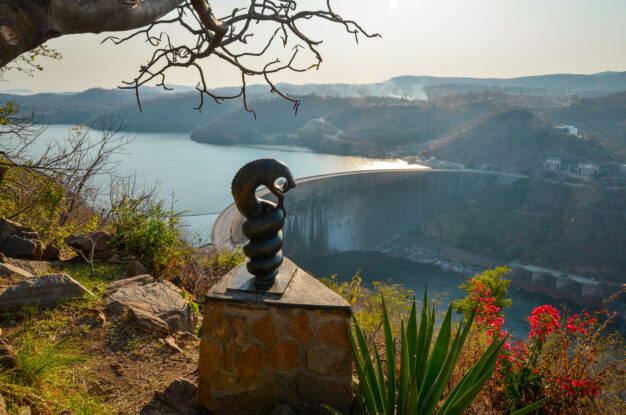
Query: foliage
463 284 626 415
334 291 533 415
207 249 246 276
452 266 512 318
321 272 414 334
177 249 245 312
109 195 187 278
0 44 61 76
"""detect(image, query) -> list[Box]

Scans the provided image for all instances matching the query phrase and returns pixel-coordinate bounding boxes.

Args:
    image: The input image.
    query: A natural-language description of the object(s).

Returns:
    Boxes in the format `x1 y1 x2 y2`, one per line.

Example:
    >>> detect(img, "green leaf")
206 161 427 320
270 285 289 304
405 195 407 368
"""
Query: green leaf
510 396 550 415
321 404 343 415
381 296 396 415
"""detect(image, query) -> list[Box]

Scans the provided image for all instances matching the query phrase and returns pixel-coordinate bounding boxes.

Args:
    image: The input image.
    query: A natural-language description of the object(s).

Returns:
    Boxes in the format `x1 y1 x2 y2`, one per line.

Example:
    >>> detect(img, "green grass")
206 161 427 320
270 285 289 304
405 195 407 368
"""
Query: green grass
0 322 110 414
0 263 124 414
58 263 125 295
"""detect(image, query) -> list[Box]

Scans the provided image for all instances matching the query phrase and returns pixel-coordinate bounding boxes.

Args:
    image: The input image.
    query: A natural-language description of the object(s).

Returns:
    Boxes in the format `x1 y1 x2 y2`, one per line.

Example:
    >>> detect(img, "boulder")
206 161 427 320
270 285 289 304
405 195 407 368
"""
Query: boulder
3 258 50 275
106 274 156 294
0 219 43 260
64 231 122 260
42 244 61 261
269 405 297 415
0 218 18 241
106 279 197 335
0 263 34 280
0 273 95 310
151 378 210 415
1 235 43 260
127 260 148 277
129 303 171 335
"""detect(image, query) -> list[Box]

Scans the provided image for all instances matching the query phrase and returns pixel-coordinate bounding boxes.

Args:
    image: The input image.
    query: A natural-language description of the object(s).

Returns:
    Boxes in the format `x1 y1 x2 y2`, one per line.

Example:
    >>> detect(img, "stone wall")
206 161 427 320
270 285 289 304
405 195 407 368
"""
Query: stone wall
197 259 353 415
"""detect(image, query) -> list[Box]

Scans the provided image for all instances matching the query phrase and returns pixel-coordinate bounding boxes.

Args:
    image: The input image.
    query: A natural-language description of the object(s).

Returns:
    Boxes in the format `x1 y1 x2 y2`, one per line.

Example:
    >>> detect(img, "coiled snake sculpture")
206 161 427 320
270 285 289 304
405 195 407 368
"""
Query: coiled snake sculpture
231 159 296 287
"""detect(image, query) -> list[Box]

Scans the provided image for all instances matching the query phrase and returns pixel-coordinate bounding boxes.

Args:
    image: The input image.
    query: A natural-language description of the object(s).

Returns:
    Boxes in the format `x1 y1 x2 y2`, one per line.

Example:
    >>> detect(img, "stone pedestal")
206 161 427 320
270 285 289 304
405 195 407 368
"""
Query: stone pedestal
197 258 353 415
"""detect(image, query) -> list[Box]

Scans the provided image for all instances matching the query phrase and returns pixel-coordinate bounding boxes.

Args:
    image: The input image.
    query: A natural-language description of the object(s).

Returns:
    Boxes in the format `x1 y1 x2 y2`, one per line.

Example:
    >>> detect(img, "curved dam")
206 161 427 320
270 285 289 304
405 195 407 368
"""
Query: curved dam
213 169 520 259
212 169 625 310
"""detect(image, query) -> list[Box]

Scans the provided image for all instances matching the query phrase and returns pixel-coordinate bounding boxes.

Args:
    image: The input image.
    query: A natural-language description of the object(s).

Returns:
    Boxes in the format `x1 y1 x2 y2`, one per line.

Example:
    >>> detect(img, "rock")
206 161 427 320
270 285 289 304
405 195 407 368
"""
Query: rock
131 304 171 336
106 274 156 295
64 231 121 261
127 260 148 277
0 273 95 311
269 404 296 415
156 378 208 415
0 263 34 280
106 280 197 335
3 258 50 275
0 218 18 241
160 336 184 353
42 244 60 261
0 219 43 260
141 378 210 415
1 235 43 260
18 407 31 415
0 252 6 263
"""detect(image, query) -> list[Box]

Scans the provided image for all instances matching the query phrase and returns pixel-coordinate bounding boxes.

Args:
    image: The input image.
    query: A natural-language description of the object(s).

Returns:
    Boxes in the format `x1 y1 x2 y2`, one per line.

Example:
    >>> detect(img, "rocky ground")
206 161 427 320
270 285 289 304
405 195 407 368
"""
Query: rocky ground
0 219 210 414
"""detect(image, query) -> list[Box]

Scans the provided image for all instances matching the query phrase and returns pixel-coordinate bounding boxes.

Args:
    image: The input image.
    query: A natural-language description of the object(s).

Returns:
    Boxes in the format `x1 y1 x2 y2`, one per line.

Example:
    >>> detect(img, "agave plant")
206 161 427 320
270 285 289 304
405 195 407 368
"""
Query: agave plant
325 290 547 415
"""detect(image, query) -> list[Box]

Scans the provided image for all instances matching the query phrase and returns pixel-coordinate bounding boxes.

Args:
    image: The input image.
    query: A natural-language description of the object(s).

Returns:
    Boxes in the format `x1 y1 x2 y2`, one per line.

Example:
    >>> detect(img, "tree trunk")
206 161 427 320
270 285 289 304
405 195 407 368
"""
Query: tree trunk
0 0 184 67
0 166 6 187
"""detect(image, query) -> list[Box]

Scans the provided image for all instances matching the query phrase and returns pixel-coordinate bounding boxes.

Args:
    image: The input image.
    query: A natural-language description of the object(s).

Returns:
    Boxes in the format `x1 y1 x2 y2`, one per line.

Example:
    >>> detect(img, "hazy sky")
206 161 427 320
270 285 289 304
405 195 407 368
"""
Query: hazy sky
3 0 626 92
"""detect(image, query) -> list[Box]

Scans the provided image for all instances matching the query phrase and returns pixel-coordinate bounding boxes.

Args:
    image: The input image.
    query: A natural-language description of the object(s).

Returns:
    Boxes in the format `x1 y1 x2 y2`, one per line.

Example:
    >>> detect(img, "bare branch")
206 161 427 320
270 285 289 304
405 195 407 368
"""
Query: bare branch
103 0 379 114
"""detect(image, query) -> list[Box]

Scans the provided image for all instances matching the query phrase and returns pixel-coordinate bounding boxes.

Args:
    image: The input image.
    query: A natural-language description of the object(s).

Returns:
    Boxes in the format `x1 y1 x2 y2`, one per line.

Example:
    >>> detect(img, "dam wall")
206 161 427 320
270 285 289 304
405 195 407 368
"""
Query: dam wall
281 170 519 262
212 169 521 261
212 169 623 309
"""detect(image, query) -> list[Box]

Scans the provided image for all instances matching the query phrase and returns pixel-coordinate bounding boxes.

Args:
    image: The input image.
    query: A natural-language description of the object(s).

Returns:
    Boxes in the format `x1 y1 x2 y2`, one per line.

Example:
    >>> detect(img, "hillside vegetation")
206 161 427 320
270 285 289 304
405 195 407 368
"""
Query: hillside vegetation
421 109 616 172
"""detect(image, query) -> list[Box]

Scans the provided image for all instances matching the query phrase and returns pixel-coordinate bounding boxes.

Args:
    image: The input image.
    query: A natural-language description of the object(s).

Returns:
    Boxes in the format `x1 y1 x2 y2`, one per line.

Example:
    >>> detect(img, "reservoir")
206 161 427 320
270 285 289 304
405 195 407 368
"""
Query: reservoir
35 125 426 242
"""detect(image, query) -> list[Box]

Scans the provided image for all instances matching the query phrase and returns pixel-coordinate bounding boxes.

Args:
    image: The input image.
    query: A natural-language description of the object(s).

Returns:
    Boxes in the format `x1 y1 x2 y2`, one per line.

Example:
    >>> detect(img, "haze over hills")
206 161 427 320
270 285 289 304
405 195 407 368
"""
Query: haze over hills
1 71 625 175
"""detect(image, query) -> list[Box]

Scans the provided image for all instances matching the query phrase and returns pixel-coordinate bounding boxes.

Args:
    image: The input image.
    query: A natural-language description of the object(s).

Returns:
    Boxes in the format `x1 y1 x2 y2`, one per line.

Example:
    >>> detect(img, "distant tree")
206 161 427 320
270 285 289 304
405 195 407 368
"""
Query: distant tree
0 0 378 114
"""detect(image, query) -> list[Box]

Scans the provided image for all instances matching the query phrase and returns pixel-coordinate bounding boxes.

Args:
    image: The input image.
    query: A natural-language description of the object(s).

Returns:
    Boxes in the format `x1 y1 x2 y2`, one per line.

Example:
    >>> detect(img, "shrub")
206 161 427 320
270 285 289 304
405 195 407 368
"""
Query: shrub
452 266 512 317
321 272 414 334
325 291 546 415
109 196 187 278
465 285 625 415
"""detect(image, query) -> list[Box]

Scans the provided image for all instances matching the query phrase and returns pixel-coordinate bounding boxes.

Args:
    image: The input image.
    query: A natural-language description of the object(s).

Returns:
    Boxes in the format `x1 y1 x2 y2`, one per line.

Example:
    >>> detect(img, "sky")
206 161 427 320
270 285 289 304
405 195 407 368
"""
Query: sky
2 0 626 92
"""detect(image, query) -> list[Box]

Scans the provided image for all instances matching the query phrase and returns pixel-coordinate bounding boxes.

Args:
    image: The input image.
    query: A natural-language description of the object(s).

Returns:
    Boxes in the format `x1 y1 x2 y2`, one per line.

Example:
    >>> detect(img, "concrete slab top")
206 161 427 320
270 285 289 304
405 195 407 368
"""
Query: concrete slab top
205 257 351 313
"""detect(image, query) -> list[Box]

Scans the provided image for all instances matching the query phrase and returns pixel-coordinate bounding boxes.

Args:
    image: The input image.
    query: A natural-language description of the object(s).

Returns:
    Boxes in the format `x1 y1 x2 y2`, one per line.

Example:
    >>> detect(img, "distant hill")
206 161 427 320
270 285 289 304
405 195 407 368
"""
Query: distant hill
190 94 505 156
2 72 625 168
421 109 617 172
0 88 239 132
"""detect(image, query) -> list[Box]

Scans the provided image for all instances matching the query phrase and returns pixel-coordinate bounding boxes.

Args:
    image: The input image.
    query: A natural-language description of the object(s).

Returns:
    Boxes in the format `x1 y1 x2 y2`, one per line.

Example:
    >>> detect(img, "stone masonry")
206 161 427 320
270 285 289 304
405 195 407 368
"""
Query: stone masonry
197 258 353 415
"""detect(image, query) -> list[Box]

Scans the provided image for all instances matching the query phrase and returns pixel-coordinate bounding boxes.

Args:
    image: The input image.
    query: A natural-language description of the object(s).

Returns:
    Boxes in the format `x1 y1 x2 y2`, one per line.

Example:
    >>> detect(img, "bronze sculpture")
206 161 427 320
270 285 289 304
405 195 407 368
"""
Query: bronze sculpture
231 159 296 287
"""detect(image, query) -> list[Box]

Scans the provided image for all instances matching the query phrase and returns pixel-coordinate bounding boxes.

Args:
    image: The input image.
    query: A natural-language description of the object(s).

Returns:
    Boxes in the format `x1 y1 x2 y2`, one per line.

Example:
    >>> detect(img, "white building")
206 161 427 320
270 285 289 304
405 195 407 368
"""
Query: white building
554 125 579 136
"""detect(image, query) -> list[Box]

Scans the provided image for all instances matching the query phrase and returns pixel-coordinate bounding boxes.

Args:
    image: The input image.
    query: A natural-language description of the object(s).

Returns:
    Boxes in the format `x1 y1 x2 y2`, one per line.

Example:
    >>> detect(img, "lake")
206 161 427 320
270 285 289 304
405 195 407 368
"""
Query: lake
34 125 427 243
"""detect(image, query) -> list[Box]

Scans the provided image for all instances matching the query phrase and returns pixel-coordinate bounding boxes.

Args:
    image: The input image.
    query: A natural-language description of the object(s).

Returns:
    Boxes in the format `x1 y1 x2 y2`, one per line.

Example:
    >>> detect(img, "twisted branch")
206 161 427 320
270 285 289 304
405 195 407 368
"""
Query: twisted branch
103 0 380 115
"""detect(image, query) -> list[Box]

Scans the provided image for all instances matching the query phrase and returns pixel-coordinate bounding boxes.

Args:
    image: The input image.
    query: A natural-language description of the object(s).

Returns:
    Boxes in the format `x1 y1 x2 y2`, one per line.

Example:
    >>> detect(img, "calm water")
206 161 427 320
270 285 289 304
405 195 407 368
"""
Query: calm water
302 251 587 336
33 125 427 242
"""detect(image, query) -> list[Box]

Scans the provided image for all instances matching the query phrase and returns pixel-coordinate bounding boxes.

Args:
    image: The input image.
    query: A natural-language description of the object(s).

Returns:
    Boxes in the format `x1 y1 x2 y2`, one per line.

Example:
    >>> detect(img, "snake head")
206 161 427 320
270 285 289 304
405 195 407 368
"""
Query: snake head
269 160 296 199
